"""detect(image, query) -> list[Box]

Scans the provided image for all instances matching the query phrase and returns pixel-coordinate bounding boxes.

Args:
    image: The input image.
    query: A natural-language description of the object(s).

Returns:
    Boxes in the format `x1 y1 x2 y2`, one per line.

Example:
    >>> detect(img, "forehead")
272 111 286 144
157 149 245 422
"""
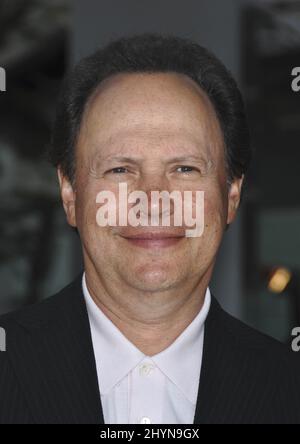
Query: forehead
78 72 224 158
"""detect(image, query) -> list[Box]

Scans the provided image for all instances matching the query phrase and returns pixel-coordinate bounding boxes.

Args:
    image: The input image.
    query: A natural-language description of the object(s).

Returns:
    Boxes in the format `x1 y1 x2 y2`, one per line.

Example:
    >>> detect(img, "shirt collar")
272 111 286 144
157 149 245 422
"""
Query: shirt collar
151 289 210 403
82 273 211 404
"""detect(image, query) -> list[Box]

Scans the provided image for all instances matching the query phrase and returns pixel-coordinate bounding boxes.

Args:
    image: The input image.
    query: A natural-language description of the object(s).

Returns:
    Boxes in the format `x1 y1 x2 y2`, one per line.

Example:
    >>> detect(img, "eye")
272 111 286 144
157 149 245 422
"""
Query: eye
107 167 128 174
176 166 197 173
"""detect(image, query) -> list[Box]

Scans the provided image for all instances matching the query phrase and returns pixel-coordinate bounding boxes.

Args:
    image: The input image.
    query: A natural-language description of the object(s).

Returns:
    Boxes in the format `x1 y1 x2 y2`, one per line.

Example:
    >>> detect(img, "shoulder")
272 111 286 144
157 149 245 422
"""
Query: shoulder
215 297 299 355
212 297 300 380
0 273 84 413
0 273 83 333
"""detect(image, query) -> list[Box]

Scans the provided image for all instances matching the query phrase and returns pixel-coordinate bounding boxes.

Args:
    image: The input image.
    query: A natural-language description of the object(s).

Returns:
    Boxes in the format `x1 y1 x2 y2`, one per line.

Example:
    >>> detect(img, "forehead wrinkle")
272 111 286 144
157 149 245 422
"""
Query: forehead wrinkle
78 73 225 168
92 125 209 151
86 128 217 171
81 74 218 135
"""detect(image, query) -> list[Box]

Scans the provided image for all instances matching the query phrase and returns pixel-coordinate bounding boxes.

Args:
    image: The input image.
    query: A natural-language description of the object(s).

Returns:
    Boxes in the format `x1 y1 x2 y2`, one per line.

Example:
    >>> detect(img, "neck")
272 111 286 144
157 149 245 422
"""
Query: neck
84 267 211 356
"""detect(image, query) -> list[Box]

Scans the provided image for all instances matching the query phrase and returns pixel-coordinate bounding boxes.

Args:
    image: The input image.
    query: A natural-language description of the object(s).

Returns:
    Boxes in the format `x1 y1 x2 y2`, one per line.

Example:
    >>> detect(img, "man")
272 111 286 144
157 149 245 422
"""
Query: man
0 34 300 424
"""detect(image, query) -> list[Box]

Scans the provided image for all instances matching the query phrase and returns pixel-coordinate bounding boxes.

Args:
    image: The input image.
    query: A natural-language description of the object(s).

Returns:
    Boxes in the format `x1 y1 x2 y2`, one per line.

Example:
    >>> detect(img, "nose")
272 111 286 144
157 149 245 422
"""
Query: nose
135 173 175 222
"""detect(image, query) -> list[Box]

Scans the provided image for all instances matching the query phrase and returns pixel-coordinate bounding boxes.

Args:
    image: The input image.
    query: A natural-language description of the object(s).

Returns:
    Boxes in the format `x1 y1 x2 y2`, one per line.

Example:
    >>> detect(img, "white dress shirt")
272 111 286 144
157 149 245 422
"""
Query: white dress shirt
82 273 211 424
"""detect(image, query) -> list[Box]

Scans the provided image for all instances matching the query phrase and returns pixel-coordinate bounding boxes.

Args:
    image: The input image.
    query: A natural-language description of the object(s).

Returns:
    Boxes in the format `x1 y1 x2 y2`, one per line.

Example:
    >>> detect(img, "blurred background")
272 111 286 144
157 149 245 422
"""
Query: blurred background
0 0 299 343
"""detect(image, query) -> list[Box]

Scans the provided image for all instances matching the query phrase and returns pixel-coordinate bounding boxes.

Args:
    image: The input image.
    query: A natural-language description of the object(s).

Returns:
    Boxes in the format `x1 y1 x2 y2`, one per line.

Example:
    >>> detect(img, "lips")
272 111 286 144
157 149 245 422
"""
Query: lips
118 229 186 248
120 230 185 249
121 230 185 239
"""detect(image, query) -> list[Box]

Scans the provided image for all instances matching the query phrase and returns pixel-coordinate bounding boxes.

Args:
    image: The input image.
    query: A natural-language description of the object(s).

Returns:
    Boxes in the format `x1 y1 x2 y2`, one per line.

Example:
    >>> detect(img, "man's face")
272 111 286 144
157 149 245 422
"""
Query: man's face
59 73 242 294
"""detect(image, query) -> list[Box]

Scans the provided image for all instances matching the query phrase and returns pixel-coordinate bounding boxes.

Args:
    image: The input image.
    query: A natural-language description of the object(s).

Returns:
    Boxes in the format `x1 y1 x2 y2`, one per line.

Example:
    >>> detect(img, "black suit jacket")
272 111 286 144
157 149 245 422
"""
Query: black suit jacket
1 273 300 424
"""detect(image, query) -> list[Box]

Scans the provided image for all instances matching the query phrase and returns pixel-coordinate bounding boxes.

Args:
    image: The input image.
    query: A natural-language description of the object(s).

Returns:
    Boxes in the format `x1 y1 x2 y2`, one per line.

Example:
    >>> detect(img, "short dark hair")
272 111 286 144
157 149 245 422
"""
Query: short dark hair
50 33 251 185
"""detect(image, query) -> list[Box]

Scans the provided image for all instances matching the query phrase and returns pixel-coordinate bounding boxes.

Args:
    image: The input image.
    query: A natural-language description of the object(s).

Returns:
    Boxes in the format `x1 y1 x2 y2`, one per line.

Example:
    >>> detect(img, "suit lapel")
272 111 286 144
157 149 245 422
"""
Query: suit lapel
193 297 232 424
7 279 271 424
7 275 104 424
193 297 271 424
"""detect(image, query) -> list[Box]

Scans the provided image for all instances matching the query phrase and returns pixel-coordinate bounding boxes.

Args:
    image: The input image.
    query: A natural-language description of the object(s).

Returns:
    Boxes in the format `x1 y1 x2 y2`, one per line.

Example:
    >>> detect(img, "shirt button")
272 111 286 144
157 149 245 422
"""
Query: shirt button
140 416 152 424
139 363 155 376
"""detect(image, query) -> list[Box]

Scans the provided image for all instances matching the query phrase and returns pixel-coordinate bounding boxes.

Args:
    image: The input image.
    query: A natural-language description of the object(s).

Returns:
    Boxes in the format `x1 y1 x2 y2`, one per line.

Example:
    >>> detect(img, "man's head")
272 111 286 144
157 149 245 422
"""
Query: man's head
50 34 251 301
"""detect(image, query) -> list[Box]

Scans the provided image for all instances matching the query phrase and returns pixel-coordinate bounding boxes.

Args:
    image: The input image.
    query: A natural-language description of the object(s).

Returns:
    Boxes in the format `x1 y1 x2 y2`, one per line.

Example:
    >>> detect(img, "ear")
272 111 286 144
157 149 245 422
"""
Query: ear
57 168 77 227
227 175 244 225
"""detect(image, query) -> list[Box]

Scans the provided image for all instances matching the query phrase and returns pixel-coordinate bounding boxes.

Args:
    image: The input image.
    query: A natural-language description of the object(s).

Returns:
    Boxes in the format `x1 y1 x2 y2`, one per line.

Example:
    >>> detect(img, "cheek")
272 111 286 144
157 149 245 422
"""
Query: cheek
76 181 124 256
75 181 104 239
202 187 227 242
180 186 226 262
75 190 94 229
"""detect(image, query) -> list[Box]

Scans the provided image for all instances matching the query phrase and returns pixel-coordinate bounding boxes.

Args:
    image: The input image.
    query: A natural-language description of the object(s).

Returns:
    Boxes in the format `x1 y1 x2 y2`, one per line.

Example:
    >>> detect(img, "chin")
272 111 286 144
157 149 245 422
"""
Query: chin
130 279 176 293
126 263 180 292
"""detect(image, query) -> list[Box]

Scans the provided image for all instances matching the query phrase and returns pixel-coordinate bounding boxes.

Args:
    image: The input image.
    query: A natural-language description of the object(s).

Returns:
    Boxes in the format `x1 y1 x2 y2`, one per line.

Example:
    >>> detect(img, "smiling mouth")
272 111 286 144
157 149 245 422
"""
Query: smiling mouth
119 230 186 249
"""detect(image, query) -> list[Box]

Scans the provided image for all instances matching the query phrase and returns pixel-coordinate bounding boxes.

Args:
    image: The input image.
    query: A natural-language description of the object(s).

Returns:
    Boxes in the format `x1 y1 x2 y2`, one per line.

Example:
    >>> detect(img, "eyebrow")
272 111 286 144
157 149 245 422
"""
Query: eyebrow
101 156 143 164
101 155 210 164
166 155 211 164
